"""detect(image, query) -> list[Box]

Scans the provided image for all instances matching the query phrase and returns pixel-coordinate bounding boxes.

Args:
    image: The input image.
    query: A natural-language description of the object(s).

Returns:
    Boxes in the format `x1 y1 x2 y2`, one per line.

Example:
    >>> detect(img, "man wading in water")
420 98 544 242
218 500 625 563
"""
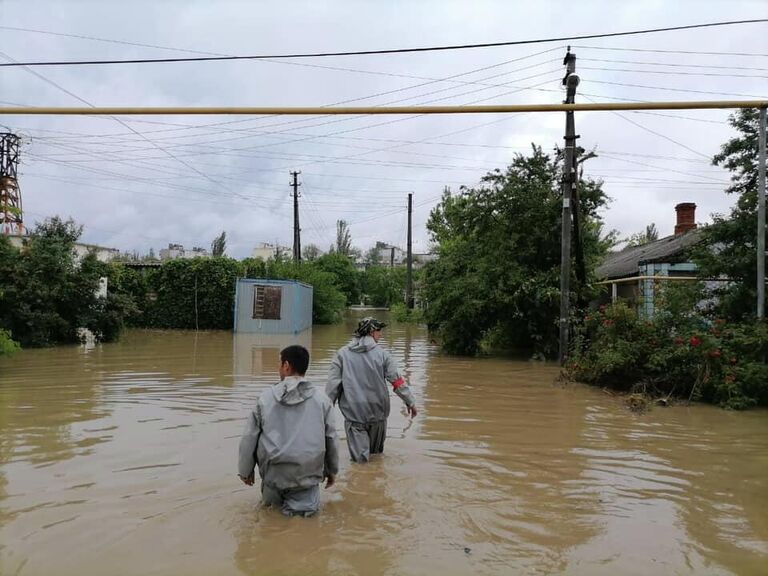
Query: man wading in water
326 317 418 463
238 345 339 517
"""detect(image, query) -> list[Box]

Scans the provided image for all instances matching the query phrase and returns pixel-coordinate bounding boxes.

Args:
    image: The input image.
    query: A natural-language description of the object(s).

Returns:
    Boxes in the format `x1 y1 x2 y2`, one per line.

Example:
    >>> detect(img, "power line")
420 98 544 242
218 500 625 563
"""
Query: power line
581 94 712 159
7 56 559 156
1 19 765 67
0 50 253 201
574 44 768 57
586 79 766 99
581 57 768 72
582 66 768 79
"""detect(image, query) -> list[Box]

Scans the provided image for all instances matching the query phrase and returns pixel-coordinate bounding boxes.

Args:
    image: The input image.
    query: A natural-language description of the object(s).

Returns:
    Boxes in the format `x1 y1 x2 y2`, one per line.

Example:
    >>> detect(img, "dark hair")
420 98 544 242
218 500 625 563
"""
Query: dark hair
280 345 310 375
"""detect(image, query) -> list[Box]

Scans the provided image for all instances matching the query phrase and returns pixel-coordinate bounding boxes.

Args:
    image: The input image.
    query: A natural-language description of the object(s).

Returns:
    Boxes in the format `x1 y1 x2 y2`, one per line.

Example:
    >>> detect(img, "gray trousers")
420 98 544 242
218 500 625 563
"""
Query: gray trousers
345 419 387 463
261 484 320 517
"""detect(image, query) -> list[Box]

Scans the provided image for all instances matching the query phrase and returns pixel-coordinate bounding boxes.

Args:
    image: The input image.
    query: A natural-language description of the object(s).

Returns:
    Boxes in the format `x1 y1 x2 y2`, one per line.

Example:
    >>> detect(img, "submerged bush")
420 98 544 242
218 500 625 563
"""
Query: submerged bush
568 287 768 409
0 328 20 356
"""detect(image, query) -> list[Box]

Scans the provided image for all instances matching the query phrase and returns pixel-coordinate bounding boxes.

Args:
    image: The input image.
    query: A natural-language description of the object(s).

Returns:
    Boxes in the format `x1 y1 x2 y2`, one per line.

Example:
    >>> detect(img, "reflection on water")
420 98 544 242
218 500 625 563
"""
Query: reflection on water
0 317 766 575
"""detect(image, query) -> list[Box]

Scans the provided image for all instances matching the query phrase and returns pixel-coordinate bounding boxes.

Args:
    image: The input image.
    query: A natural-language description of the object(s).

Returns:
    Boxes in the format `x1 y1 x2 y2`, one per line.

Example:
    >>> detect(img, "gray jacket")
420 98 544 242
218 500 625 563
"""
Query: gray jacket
238 376 339 491
326 336 416 424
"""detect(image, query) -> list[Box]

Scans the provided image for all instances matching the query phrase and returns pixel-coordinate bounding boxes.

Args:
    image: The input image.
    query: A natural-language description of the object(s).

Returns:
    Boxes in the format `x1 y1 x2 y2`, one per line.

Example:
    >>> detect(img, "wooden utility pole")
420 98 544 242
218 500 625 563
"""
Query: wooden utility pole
291 171 301 263
406 193 414 309
559 48 579 364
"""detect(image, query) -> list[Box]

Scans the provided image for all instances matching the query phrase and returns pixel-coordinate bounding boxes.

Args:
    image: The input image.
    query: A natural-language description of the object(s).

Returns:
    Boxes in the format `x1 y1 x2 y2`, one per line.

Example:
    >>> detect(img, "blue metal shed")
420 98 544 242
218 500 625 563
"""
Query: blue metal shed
234 278 313 334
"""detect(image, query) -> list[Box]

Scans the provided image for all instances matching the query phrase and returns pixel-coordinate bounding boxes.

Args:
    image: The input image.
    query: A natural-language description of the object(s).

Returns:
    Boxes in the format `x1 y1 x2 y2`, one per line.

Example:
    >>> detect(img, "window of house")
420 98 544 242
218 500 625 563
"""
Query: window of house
253 285 282 320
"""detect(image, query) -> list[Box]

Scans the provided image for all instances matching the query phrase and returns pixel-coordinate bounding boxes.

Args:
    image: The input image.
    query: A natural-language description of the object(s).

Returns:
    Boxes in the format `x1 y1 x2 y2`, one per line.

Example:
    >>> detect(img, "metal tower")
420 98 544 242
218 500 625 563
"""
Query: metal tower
0 133 23 235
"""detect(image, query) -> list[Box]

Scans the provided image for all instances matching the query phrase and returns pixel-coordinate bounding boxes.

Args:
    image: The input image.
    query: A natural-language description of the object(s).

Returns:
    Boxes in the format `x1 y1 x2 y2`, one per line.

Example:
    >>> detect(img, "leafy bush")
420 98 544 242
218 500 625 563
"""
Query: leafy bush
568 285 768 409
261 259 347 324
390 302 424 323
314 253 361 305
361 266 406 308
0 328 20 356
0 218 127 347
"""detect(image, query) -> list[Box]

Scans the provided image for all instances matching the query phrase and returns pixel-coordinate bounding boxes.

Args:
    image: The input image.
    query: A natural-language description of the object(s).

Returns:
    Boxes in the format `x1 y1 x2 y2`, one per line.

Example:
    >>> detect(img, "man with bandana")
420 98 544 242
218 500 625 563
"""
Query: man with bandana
326 317 418 463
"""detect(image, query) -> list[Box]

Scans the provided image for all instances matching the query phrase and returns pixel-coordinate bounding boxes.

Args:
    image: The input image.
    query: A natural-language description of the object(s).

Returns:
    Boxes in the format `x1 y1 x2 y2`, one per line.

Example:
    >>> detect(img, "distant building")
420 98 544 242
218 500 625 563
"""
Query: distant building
7 234 119 262
251 242 290 261
596 203 704 317
159 243 210 260
412 252 437 269
375 242 406 267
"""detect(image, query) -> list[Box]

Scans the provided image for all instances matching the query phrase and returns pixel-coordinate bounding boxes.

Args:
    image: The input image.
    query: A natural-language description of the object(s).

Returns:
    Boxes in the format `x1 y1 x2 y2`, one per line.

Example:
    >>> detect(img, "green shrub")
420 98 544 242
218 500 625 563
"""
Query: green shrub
391 302 424 323
0 218 128 347
568 286 768 409
361 266 406 308
0 328 20 356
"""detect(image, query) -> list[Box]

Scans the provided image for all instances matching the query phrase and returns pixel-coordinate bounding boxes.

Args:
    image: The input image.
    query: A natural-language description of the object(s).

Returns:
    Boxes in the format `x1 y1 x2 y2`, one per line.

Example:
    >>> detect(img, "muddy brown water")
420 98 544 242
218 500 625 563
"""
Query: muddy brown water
1 315 766 575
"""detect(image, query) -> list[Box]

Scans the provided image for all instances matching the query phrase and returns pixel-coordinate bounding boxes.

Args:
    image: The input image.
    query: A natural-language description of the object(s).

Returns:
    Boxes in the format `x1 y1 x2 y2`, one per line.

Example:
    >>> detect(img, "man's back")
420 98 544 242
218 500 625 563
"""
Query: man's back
241 377 335 491
331 336 393 424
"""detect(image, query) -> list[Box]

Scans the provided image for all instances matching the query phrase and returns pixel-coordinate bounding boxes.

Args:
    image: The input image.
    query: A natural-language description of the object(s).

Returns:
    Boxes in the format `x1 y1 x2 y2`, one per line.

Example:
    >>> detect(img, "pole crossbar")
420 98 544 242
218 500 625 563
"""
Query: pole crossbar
0 101 766 116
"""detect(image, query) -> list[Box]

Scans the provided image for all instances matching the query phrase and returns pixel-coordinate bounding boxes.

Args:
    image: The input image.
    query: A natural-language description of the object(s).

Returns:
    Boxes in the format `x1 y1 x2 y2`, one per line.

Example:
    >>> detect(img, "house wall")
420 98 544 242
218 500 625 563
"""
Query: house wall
8 235 118 262
638 262 698 317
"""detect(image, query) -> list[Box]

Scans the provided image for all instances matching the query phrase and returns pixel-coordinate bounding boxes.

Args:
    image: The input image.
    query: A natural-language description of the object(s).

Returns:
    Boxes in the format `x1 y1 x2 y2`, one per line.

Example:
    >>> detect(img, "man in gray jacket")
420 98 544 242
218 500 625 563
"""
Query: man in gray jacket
327 317 418 463
238 345 338 517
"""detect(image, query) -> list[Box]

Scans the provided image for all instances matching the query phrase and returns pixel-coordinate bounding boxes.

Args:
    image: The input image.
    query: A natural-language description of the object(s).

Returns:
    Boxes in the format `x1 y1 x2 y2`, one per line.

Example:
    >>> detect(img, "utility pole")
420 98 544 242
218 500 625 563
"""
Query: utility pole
758 107 766 318
559 48 580 364
406 193 414 309
290 171 301 263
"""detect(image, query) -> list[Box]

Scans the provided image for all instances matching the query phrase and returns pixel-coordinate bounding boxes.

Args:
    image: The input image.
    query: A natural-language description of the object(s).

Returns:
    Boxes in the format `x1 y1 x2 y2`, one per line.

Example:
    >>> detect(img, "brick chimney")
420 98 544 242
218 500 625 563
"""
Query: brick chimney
674 202 697 236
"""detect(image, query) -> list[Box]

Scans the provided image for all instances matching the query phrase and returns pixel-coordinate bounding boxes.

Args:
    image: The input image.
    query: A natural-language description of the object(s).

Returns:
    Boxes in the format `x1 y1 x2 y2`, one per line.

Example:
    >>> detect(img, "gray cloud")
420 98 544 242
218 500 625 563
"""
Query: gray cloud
1 1 766 257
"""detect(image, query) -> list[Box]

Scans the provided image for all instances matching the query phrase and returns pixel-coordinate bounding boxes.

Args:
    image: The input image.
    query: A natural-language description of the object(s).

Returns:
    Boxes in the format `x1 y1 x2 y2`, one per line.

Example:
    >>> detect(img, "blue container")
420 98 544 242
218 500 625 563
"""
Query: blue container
234 278 313 334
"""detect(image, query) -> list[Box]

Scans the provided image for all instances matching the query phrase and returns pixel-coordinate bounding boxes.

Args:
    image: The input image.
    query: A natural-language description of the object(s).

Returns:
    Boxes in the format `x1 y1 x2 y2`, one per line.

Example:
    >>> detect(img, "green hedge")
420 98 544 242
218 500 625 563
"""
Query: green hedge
108 256 348 329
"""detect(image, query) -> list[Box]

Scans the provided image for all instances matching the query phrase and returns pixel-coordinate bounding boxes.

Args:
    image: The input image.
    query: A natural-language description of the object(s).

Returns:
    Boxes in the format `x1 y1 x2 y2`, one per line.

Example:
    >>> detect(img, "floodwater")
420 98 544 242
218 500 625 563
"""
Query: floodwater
1 316 766 576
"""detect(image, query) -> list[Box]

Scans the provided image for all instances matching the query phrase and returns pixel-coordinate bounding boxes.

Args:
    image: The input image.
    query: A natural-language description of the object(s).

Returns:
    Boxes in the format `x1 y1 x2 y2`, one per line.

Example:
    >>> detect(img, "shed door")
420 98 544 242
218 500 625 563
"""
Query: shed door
253 285 282 320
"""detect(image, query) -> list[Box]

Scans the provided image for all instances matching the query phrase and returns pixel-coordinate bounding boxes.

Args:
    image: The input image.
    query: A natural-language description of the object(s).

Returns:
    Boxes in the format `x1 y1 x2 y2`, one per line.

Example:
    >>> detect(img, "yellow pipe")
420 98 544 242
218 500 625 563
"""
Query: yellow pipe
0 101 766 115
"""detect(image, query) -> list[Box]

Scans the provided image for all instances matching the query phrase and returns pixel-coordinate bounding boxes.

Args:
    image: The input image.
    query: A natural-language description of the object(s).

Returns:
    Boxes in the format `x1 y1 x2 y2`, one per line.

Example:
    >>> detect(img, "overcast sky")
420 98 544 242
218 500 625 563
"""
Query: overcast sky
0 1 766 258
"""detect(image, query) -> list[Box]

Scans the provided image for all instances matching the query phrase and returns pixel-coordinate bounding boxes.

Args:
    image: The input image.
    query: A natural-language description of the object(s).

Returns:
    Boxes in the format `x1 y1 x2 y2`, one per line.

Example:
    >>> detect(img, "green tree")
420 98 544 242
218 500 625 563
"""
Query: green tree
333 220 353 256
361 266 406 307
211 231 227 257
0 217 128 347
315 252 361 305
365 246 382 266
625 223 659 247
423 145 610 357
261 259 347 324
302 243 321 261
694 108 768 319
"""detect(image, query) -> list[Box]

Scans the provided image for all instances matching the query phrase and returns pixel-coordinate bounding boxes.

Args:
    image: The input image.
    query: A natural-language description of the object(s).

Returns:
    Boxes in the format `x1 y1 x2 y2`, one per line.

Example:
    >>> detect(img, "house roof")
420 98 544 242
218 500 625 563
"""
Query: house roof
596 229 703 280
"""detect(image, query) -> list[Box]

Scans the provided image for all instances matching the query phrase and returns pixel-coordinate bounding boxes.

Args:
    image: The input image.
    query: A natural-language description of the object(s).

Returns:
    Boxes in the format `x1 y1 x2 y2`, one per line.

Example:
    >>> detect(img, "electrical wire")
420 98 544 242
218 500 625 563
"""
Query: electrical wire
585 79 766 98
581 66 767 79
0 50 254 201
574 44 768 57
2 19 764 66
580 57 768 72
